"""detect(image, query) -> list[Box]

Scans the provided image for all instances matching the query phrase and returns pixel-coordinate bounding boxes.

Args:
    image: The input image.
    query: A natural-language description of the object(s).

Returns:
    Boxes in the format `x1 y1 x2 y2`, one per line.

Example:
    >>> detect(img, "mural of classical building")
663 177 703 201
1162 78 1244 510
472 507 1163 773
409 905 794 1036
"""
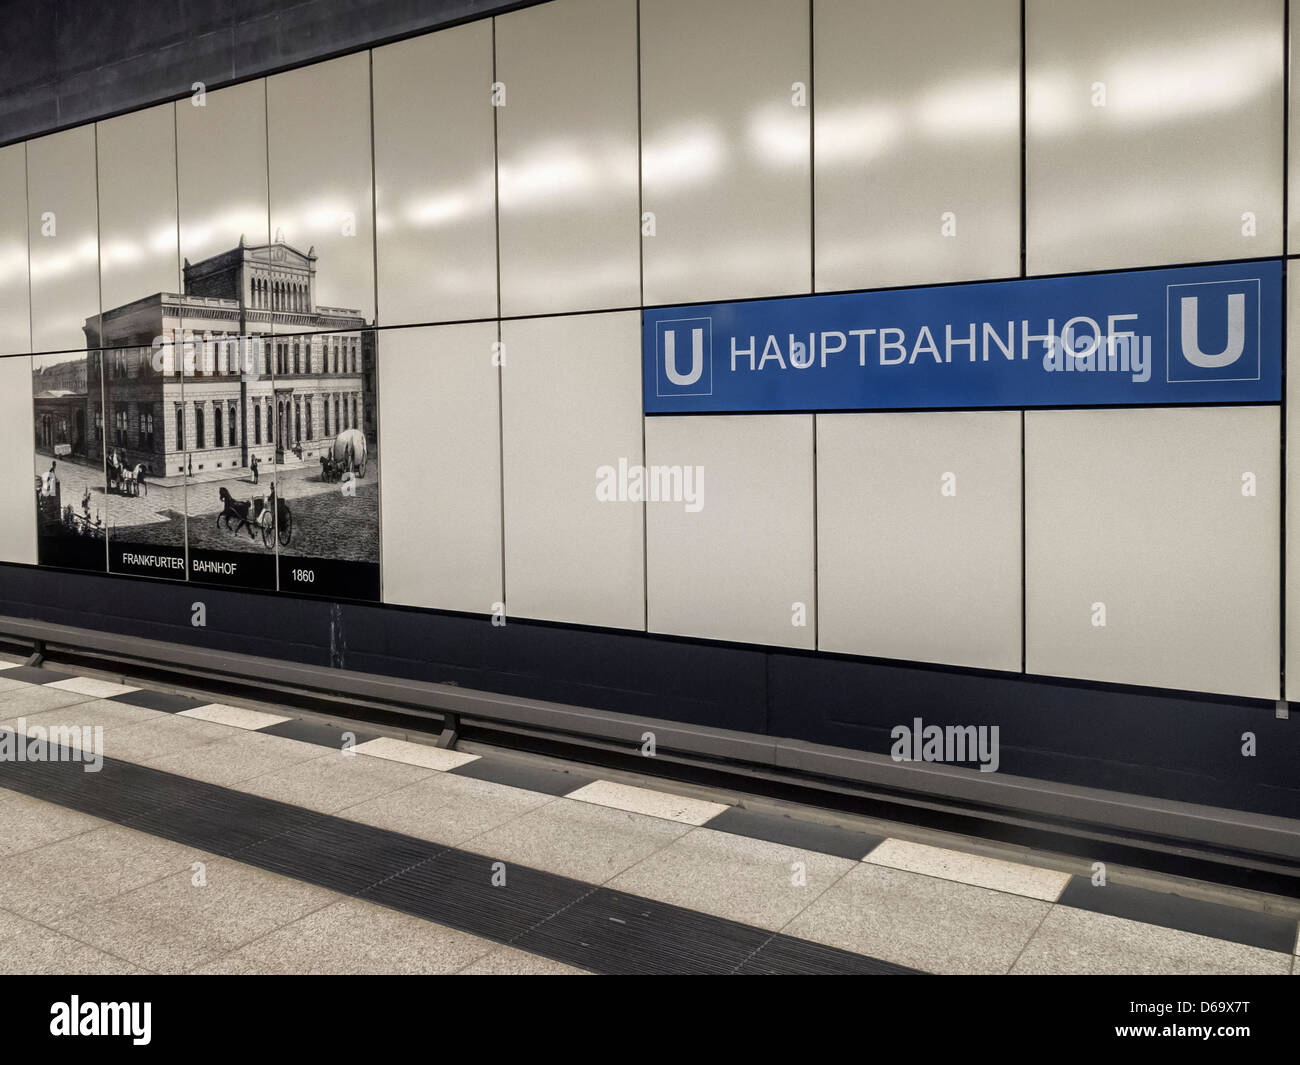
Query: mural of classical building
85 236 374 479
33 357 98 460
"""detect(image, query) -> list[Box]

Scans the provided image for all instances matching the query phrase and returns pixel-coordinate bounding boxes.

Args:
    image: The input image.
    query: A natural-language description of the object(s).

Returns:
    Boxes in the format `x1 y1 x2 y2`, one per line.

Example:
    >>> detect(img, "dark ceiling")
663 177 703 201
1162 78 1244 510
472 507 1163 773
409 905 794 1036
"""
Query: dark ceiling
0 0 543 147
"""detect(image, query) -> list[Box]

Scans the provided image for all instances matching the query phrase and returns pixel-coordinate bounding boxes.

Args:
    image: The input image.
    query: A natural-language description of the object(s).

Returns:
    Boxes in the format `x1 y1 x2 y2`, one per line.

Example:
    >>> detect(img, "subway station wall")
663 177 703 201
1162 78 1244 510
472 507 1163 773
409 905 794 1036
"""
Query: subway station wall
0 0 1296 712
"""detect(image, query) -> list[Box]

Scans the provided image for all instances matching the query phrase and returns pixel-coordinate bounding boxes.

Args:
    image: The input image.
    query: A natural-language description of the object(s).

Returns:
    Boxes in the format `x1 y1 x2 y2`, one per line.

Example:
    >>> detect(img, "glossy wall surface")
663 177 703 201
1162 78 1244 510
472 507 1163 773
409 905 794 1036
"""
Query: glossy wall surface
0 0 1297 722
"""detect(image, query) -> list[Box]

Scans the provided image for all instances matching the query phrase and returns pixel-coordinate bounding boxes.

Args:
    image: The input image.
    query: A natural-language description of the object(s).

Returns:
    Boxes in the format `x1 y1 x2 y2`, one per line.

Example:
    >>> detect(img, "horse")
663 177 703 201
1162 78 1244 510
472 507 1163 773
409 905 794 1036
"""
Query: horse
131 464 148 497
217 487 257 539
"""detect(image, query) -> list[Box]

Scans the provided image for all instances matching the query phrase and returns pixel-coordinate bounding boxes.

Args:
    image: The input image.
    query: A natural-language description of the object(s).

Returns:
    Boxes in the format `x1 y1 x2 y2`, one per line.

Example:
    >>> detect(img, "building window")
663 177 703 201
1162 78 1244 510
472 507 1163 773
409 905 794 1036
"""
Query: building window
294 400 301 442
213 405 223 449
254 406 261 445
305 399 313 440
229 403 238 447
324 397 330 436
351 394 358 430
175 406 184 450
195 404 205 450
142 408 155 450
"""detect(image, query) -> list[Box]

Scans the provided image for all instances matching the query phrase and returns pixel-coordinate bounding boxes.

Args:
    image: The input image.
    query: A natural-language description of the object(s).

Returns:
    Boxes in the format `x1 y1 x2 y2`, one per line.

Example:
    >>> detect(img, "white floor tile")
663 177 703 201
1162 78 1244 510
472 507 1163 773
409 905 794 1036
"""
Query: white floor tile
863 838 1071 902
179 703 292 730
352 736 479 771
44 677 140 698
566 779 729 826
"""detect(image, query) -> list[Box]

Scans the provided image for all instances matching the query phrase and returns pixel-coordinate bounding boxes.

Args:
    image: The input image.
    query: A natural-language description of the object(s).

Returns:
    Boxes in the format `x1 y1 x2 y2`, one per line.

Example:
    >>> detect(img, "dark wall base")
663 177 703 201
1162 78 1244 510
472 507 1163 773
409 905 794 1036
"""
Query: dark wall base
0 562 1296 821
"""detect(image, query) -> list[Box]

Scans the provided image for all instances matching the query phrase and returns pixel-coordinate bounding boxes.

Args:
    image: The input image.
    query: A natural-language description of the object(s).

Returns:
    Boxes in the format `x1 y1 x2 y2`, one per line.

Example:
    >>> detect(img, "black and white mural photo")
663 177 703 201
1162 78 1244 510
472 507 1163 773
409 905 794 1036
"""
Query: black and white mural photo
171 239 380 599
29 243 381 601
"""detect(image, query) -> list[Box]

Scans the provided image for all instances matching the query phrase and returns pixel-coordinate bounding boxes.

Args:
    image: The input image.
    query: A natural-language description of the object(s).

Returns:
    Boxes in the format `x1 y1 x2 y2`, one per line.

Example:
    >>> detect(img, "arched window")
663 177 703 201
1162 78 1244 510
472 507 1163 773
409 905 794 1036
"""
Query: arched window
175 405 184 451
254 405 261 445
305 399 312 440
229 403 238 447
324 395 330 436
213 405 222 449
195 404 205 450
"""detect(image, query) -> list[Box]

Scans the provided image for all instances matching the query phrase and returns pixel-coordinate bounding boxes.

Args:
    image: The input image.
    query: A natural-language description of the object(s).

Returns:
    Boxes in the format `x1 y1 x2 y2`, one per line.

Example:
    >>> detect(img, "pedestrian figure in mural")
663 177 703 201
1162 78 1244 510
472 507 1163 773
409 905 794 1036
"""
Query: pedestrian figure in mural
250 454 260 485
42 461 56 497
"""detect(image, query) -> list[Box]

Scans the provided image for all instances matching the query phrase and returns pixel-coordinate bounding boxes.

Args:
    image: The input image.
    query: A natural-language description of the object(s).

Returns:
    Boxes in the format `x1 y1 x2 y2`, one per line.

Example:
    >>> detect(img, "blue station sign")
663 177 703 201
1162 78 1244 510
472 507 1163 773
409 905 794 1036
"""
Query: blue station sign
642 260 1282 413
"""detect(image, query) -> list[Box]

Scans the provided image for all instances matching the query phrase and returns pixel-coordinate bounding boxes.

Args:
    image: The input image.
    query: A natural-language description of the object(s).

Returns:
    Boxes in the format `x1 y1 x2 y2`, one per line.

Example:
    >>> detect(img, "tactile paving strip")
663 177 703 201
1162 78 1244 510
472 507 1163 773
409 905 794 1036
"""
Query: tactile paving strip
0 745 920 975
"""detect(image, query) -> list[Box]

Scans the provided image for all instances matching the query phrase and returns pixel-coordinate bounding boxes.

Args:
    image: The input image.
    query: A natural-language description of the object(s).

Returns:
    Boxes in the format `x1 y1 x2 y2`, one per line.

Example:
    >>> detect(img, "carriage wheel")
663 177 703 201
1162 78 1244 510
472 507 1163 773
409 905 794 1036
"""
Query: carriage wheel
357 459 367 478
278 509 292 547
261 518 274 549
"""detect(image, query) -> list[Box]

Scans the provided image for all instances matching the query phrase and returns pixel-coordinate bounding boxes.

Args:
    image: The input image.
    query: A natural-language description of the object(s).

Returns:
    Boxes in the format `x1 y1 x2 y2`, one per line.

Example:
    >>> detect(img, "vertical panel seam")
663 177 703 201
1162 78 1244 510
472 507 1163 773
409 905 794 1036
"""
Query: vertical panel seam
368 49 385 606
1020 0 1028 674
172 99 190 581
493 17 508 614
93 124 109 574
637 0 649 633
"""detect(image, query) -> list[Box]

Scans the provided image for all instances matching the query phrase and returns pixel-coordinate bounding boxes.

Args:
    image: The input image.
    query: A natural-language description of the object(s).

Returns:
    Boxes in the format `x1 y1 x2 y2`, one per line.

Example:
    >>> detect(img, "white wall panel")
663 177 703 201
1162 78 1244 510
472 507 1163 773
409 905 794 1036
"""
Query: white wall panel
0 355 37 565
495 0 639 317
374 22 498 325
27 126 99 353
640 0 811 305
645 414 814 648
501 311 644 629
817 412 1021 670
1286 270 1300 699
0 144 30 356
1026 407 1279 700
379 322 502 613
267 53 375 327
177 79 270 274
1026 0 1284 274
814 0 1019 291
97 104 179 320
1292 0 1300 255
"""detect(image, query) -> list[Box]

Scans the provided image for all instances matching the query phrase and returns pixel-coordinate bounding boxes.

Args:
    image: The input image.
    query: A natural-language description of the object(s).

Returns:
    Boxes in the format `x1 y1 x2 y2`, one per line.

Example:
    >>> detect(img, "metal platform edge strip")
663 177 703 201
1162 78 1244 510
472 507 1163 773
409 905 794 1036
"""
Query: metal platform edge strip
2 612 1298 867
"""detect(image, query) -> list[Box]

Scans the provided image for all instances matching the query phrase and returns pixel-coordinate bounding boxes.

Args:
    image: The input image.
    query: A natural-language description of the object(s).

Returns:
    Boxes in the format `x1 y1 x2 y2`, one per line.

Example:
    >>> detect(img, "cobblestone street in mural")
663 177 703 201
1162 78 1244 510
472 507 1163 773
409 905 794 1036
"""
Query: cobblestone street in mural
34 452 379 562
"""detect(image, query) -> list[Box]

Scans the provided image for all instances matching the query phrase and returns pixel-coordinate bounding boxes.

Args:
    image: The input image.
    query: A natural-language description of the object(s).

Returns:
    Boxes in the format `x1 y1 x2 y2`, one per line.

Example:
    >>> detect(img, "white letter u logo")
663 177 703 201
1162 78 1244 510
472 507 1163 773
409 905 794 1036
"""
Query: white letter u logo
664 328 704 386
1180 292 1245 368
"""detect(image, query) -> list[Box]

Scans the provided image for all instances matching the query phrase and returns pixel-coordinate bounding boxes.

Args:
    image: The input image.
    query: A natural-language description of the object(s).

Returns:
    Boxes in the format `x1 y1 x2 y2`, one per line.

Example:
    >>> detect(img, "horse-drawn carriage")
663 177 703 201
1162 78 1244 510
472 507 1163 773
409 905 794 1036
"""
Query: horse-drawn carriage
107 451 147 496
218 484 291 548
319 429 368 483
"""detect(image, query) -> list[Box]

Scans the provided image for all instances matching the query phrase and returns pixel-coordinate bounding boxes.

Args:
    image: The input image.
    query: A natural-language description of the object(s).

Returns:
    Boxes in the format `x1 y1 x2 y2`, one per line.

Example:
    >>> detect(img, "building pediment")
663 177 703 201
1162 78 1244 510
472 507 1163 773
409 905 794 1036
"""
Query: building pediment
242 241 316 268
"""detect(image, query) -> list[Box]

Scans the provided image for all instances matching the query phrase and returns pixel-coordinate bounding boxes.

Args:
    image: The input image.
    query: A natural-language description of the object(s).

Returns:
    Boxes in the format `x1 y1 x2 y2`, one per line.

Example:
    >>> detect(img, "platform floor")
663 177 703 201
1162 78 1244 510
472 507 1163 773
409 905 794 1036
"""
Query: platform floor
0 657 1296 975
